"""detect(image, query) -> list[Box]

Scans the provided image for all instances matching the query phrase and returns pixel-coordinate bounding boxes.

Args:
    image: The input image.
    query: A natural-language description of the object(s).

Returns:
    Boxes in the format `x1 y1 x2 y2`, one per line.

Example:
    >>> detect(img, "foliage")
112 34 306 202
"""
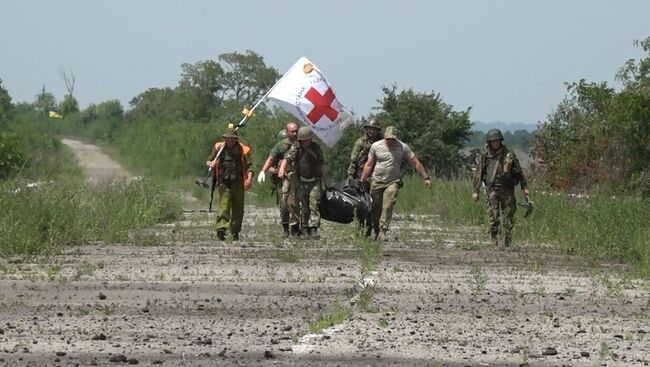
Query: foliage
33 86 57 113
374 85 472 178
396 175 650 276
0 78 14 125
129 50 280 122
0 178 182 256
533 36 650 192
59 94 79 115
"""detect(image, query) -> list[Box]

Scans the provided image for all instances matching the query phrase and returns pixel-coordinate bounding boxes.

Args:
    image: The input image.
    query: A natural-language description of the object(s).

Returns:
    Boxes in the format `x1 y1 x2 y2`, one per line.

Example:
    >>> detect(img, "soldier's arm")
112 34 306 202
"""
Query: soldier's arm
347 139 362 178
206 145 218 168
260 156 275 173
472 154 484 194
408 156 431 188
359 156 375 185
512 155 528 192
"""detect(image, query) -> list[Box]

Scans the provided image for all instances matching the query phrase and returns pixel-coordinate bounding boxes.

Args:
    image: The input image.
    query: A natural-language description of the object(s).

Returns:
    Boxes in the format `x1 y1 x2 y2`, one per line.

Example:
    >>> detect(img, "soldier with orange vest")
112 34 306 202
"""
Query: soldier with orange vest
206 124 254 241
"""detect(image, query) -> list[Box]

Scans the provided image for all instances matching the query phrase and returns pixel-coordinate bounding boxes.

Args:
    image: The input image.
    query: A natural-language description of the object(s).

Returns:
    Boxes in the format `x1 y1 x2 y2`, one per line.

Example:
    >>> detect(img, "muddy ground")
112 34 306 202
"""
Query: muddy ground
0 139 648 366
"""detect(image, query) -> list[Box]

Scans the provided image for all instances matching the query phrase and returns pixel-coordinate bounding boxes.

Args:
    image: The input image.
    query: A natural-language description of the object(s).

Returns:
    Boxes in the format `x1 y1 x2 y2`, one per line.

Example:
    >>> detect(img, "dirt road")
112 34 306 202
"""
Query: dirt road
0 140 648 366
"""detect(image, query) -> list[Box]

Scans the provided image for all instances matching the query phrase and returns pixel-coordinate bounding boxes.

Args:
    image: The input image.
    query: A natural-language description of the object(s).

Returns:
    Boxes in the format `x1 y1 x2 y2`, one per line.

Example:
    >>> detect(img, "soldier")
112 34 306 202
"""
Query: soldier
348 119 383 236
348 119 383 187
257 122 299 236
472 128 529 247
205 124 254 241
278 126 329 239
359 126 431 241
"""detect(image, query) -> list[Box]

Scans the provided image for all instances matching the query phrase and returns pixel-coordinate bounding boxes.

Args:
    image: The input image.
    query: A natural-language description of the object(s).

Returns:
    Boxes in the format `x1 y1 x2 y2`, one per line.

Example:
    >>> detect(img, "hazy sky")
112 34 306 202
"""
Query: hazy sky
1 0 648 123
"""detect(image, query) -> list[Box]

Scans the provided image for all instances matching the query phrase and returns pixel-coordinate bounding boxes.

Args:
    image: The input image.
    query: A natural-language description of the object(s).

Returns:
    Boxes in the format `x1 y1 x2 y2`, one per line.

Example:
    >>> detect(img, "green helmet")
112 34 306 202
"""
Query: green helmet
486 128 504 142
297 126 313 140
277 129 287 140
363 119 382 130
222 124 238 139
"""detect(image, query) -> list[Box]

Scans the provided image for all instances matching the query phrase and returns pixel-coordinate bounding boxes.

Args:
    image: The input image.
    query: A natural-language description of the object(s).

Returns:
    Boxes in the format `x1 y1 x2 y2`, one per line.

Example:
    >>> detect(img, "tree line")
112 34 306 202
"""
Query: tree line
2 37 650 197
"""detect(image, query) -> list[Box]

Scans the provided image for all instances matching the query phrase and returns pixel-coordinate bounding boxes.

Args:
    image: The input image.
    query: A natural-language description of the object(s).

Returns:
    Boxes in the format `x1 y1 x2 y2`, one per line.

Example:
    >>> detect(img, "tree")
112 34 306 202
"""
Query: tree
59 67 79 115
128 87 181 121
532 36 650 192
374 85 472 178
177 60 224 121
34 86 57 113
218 50 280 107
0 78 14 125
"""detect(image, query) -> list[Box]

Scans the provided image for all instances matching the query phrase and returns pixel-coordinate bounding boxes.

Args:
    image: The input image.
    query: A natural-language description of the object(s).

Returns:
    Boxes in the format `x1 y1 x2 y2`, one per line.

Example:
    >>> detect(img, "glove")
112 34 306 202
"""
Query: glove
257 171 266 184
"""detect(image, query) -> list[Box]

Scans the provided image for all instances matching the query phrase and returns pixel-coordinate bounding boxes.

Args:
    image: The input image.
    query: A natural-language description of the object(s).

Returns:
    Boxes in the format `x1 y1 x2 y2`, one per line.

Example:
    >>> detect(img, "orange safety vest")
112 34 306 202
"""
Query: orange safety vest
212 141 252 190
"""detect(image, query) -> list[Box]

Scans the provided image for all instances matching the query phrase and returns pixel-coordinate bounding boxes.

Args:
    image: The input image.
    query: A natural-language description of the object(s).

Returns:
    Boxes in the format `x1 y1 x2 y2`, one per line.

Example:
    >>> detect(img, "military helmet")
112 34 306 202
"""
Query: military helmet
363 119 382 130
297 126 313 140
222 124 238 139
277 129 287 140
486 128 504 142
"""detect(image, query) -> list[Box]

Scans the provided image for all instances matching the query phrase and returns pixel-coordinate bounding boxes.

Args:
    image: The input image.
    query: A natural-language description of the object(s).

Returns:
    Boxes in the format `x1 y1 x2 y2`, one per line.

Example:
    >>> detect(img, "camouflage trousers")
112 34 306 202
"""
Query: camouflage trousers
283 173 301 227
297 178 322 229
276 179 290 226
370 180 400 235
486 186 517 243
216 179 245 234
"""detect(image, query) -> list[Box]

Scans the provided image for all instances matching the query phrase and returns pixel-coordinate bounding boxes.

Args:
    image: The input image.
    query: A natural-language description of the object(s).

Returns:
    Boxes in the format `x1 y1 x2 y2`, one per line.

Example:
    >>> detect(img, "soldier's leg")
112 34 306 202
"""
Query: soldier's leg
308 181 322 229
229 181 245 238
284 175 301 233
501 189 517 246
362 180 372 236
486 189 501 244
299 181 311 233
379 182 400 233
370 182 386 239
216 182 232 240
279 180 290 235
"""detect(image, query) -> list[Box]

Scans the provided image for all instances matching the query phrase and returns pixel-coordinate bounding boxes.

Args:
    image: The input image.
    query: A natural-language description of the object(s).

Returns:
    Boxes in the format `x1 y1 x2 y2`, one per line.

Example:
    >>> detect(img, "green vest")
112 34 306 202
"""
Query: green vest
297 146 320 179
220 144 242 181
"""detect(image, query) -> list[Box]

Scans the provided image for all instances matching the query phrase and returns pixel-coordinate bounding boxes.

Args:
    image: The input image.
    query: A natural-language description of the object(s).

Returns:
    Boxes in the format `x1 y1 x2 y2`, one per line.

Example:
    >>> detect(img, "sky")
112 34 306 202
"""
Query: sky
1 0 649 124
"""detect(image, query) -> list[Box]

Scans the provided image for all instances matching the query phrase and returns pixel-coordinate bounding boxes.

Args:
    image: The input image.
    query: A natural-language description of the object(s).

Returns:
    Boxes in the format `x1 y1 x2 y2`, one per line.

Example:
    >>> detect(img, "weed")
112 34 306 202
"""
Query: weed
563 286 576 298
378 318 389 328
531 277 546 297
599 341 611 360
467 265 488 295
77 307 90 316
47 264 61 280
307 302 351 334
74 261 95 280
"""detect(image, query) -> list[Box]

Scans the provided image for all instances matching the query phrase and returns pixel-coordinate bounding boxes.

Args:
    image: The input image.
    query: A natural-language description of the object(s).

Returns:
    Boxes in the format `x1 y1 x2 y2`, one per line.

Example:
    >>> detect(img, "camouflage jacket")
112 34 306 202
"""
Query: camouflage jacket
473 144 527 192
347 134 382 179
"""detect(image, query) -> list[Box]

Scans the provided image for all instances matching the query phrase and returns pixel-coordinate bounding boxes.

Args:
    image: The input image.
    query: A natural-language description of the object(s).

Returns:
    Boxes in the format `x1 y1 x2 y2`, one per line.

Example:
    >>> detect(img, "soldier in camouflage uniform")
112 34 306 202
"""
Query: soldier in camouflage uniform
278 126 329 239
348 119 383 188
206 125 254 241
472 129 529 247
257 122 299 236
347 119 383 236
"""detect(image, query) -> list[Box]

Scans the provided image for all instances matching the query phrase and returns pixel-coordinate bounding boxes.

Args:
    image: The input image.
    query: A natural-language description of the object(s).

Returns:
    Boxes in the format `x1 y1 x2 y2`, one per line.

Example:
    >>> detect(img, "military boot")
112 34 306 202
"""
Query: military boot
309 227 320 239
217 228 226 241
290 224 301 237
490 231 499 246
282 224 290 237
378 229 388 242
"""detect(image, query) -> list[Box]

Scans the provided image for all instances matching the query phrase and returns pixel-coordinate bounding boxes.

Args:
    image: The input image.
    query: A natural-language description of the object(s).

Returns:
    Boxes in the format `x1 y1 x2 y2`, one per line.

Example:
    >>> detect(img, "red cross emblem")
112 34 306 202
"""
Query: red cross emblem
305 87 339 124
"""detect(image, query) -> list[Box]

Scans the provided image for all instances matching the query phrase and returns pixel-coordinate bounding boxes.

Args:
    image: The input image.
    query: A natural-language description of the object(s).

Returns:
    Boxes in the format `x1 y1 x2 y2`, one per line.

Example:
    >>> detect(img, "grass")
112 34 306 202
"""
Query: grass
397 175 650 277
0 177 182 256
306 301 352 334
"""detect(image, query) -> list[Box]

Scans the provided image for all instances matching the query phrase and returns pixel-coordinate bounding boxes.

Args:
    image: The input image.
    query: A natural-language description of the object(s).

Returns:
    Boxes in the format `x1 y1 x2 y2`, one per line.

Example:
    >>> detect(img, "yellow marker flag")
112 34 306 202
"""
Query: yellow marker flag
242 108 254 118
48 111 62 119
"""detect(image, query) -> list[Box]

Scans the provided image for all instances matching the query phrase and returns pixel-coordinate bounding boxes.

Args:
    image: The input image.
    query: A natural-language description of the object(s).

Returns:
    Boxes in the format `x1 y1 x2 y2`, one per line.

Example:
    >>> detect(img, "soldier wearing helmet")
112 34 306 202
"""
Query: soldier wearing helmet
472 128 529 247
205 124 254 241
258 122 299 236
278 126 329 239
348 119 384 187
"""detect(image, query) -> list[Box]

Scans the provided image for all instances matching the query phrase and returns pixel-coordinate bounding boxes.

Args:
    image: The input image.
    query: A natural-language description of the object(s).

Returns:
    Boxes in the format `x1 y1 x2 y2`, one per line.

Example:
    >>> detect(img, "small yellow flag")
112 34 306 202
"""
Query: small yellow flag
48 111 62 119
242 108 254 118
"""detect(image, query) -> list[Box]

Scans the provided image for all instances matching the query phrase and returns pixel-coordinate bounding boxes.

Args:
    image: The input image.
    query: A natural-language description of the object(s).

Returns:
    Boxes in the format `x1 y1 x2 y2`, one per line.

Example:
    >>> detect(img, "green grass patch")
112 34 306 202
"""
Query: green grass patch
397 175 650 277
0 177 182 256
306 301 352 334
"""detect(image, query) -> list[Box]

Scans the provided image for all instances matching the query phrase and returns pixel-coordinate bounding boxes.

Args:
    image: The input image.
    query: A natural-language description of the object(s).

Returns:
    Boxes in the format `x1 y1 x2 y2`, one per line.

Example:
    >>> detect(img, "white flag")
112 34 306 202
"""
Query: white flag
268 57 353 147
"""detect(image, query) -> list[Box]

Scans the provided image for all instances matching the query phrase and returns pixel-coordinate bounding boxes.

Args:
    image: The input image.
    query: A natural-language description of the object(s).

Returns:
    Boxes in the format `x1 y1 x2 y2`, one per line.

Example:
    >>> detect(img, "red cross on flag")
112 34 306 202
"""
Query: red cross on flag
268 57 354 147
